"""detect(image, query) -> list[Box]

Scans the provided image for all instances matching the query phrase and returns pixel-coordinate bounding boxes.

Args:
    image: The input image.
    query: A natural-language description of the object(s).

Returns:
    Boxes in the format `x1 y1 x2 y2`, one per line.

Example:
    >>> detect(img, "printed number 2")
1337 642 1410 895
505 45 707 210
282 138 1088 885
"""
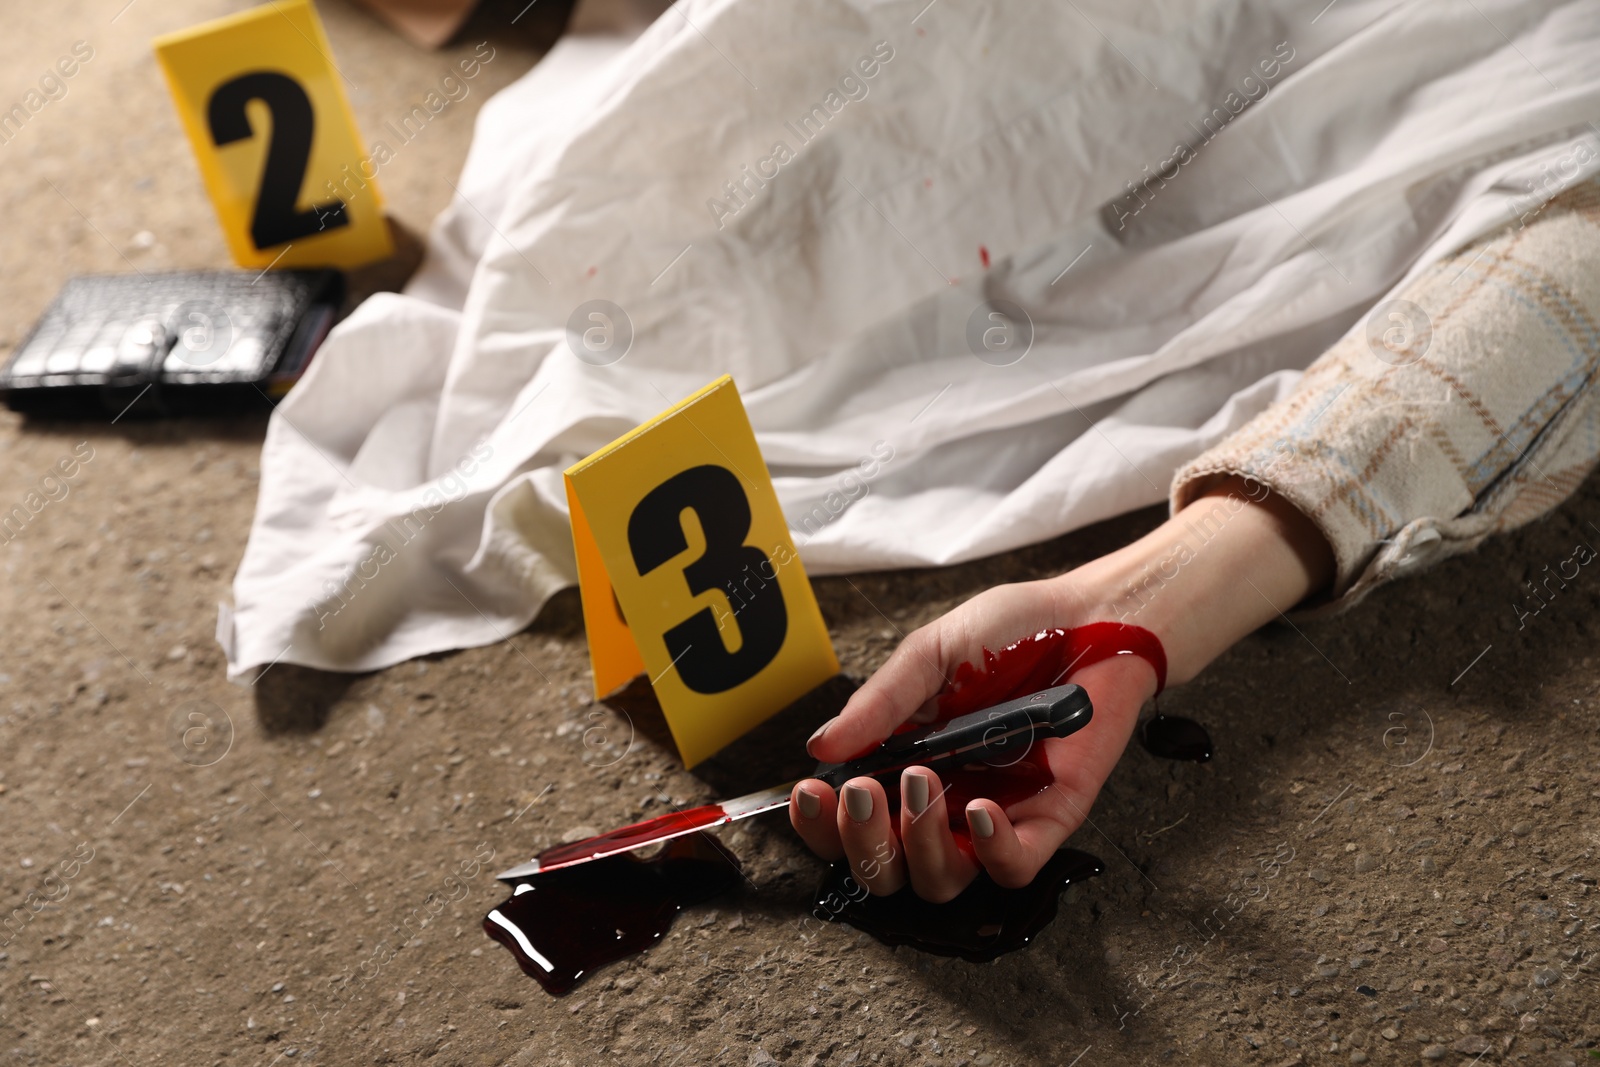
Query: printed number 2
627 465 787 694
207 71 349 249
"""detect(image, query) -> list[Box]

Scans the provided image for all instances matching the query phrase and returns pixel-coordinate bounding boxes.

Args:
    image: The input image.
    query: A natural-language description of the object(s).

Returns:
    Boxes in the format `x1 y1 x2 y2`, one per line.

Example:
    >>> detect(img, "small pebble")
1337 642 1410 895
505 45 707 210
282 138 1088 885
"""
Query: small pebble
1381 1028 1400 1041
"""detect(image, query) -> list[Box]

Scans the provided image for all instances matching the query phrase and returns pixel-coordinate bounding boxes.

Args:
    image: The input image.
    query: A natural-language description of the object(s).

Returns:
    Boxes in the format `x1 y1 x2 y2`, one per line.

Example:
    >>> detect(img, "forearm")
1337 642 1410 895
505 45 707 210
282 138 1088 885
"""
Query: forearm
1065 477 1334 686
1170 179 1600 615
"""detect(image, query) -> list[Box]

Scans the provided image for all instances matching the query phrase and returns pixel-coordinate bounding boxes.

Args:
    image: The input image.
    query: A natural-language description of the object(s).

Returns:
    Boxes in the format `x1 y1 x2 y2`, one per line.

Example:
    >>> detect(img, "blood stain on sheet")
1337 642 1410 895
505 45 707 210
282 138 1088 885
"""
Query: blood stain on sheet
484 833 741 996
979 245 991 269
814 847 1103 960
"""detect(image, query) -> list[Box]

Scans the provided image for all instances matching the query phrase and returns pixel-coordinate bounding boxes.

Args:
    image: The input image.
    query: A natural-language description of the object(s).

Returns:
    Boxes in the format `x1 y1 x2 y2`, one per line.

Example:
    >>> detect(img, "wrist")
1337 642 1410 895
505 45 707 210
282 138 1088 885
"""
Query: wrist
1064 478 1333 686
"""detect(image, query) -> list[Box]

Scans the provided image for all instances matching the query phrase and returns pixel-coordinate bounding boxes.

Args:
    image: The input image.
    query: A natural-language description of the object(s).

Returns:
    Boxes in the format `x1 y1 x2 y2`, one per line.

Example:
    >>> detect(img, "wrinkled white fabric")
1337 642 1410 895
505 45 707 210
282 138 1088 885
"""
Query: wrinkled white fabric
222 0 1600 679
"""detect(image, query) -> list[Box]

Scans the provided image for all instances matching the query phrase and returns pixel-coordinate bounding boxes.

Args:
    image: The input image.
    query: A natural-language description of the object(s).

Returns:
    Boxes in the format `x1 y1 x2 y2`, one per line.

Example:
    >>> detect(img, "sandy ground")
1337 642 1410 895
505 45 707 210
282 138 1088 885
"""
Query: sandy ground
3 3 1599 1066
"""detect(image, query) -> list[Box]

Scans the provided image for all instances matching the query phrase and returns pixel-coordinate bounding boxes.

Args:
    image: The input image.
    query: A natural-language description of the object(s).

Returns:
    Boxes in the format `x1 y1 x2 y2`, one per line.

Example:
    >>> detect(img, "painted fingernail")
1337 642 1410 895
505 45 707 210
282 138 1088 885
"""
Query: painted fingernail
968 805 995 839
796 786 821 820
903 770 930 816
805 721 830 756
842 783 873 823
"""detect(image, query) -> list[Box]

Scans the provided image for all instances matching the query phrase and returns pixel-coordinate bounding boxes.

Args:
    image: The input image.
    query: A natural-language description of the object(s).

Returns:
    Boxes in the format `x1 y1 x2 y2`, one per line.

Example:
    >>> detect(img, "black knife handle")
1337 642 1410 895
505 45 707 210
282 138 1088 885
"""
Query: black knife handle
811 683 1092 789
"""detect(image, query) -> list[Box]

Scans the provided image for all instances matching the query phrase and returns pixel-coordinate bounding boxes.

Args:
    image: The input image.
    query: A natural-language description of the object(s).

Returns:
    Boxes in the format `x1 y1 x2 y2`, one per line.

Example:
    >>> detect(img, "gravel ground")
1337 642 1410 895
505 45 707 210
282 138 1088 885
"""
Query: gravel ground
3 3 1597 1065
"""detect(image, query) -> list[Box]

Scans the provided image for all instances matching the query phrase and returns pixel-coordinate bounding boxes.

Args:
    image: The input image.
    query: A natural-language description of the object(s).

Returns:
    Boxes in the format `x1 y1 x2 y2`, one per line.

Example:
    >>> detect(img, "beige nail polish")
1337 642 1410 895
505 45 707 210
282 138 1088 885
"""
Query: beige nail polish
805 721 830 755
903 771 929 816
968 805 995 839
797 787 821 820
842 783 873 823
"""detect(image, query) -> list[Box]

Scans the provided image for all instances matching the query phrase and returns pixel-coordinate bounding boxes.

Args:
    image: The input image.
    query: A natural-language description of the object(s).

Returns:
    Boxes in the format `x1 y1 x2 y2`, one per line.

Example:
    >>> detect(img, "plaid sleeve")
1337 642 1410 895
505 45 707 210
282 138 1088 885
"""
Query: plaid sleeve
1171 178 1600 616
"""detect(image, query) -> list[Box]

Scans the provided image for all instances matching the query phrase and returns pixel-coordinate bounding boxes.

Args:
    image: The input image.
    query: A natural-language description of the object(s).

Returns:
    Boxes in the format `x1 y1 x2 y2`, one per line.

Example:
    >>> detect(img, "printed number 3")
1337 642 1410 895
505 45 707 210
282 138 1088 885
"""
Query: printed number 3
628 465 786 694
207 71 349 249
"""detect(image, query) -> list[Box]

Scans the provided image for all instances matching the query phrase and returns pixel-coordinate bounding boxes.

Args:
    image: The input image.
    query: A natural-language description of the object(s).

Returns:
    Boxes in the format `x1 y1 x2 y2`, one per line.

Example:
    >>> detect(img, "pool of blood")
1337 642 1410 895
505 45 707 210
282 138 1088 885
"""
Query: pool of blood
1138 713 1213 762
483 833 742 996
485 623 1174 990
813 848 1104 960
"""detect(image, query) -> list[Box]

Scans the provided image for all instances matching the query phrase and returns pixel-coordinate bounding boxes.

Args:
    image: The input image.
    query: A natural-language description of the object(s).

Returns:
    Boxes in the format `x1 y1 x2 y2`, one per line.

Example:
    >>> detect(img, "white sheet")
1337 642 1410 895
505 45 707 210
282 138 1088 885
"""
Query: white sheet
222 0 1600 679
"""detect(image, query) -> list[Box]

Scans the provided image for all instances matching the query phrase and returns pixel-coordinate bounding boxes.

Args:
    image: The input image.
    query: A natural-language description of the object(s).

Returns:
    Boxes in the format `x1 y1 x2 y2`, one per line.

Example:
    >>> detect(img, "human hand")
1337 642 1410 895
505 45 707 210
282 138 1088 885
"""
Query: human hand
788 579 1161 902
789 477 1335 901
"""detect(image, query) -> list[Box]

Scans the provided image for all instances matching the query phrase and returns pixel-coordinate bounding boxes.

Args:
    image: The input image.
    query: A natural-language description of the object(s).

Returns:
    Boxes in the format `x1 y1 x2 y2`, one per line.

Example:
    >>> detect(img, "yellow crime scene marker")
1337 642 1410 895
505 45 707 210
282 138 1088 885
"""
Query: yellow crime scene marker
154 0 393 270
565 376 840 767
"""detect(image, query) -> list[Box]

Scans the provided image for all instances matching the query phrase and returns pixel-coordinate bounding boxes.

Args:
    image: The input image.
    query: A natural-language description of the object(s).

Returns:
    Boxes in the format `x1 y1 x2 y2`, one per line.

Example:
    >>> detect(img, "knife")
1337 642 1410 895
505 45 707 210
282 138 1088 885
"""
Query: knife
495 683 1092 881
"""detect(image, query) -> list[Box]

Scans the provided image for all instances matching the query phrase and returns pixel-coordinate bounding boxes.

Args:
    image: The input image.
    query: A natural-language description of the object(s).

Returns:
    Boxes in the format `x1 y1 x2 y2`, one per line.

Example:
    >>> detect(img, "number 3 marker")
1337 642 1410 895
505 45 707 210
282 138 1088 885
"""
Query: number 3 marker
154 0 393 270
628 465 788 695
566 376 839 767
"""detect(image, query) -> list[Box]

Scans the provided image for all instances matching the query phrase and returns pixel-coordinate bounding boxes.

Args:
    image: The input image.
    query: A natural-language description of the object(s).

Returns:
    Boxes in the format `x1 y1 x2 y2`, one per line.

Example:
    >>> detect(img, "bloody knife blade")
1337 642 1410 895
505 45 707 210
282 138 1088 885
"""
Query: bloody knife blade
495 683 1092 881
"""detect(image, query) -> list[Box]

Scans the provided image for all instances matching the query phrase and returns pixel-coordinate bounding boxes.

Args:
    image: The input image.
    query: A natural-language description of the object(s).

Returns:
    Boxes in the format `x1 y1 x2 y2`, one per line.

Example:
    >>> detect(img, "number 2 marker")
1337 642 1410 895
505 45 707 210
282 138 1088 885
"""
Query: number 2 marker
154 0 393 270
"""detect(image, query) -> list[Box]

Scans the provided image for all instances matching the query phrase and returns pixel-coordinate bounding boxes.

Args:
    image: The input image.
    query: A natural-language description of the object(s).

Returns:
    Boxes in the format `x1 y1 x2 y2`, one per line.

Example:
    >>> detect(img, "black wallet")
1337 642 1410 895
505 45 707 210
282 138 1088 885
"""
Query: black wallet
0 269 342 418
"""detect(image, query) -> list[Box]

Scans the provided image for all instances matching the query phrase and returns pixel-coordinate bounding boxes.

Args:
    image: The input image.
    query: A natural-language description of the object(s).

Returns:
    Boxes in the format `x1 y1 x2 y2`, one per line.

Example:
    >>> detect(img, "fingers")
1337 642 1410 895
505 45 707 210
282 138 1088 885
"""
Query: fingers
808 625 948 763
965 799 1072 889
794 771 983 903
836 777 906 896
899 767 979 903
789 780 842 861
793 772 1076 898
